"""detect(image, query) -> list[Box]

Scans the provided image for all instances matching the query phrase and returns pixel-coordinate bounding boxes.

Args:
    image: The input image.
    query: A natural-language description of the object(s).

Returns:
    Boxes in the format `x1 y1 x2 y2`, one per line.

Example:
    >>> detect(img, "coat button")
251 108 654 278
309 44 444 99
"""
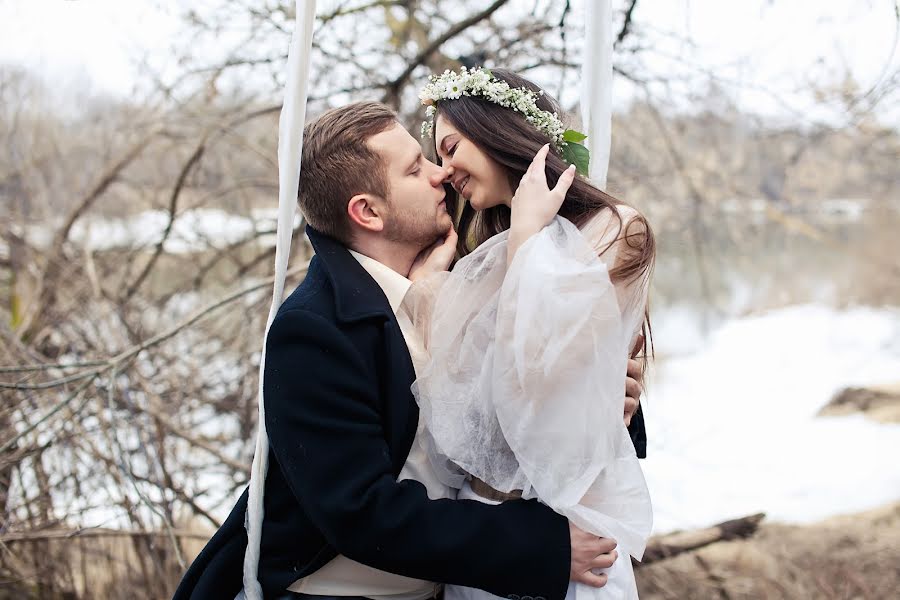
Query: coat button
508 595 520 600
536 597 547 600
521 596 534 600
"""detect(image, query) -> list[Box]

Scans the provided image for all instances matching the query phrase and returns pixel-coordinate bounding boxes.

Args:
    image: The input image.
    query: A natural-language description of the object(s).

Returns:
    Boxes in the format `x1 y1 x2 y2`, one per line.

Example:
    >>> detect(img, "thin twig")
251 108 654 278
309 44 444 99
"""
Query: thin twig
615 0 639 49
0 377 96 454
0 528 210 543
0 262 310 390
383 0 510 100
0 361 107 374
122 138 208 302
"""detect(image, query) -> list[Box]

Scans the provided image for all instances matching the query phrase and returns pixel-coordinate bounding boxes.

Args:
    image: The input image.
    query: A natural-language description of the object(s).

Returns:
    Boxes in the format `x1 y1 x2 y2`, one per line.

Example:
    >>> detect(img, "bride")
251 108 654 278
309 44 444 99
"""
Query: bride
404 67 656 600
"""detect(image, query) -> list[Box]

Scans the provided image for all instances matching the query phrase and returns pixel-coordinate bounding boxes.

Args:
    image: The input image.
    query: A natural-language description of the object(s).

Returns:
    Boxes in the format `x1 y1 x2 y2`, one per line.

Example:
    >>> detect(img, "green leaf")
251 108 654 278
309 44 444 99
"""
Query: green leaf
562 142 591 176
563 129 587 143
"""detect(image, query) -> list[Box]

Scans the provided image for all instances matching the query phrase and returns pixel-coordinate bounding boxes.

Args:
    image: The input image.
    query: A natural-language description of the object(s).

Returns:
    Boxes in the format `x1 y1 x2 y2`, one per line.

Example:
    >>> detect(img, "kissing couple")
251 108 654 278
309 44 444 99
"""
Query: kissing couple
175 67 656 600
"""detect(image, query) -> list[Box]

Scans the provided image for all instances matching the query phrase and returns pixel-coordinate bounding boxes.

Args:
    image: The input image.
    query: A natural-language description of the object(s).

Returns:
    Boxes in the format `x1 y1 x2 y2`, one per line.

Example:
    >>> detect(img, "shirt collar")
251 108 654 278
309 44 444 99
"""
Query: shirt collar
348 250 412 315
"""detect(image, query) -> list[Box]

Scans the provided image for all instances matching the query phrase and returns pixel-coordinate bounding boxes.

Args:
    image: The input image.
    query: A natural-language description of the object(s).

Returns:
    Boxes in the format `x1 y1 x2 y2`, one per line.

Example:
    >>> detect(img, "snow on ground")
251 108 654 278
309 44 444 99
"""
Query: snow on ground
643 304 900 534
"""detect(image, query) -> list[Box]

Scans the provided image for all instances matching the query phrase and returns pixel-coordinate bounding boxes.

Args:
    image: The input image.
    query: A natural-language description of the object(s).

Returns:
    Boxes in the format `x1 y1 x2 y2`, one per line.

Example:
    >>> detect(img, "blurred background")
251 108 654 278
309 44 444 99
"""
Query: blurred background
1 1 898 598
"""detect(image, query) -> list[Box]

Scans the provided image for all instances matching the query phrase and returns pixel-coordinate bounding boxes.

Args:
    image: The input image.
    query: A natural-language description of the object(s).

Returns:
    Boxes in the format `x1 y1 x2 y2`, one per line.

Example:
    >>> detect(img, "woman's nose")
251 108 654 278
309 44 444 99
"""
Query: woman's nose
433 164 453 184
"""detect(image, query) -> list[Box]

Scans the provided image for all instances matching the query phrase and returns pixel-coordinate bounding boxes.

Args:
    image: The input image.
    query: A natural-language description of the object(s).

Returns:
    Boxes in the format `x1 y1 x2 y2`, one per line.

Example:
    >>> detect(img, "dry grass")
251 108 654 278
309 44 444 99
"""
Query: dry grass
636 502 900 599
2 504 897 599
0 524 210 600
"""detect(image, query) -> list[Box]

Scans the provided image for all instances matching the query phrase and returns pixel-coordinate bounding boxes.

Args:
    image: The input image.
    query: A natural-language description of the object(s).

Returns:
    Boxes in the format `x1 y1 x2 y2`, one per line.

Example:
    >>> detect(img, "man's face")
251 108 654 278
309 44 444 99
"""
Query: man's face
366 123 453 250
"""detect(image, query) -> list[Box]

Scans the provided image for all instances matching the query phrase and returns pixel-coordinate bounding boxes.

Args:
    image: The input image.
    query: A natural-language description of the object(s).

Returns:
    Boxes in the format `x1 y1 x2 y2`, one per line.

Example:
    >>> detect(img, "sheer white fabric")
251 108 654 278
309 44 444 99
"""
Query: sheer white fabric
241 2 317 599
405 209 652 600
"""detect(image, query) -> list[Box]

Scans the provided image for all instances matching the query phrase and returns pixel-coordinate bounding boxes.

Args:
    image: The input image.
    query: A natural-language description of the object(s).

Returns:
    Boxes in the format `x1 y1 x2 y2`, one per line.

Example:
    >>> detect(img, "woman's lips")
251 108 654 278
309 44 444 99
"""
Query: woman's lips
459 176 470 198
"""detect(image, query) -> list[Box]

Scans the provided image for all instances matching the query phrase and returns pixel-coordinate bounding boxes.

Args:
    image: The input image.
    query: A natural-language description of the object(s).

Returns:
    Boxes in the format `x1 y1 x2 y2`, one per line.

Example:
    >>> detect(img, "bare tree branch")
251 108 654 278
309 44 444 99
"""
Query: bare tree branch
615 0 639 49
383 0 510 104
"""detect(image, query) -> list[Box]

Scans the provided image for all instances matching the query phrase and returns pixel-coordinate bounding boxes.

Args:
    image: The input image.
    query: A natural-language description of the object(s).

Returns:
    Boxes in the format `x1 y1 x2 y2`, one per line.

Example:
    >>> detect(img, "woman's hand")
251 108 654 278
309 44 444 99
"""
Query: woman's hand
508 144 576 263
510 144 576 233
408 227 458 282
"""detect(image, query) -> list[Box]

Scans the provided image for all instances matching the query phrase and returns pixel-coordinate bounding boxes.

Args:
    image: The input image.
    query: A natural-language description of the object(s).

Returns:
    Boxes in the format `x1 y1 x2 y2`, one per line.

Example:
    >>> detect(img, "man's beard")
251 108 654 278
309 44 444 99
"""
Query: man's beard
383 210 450 250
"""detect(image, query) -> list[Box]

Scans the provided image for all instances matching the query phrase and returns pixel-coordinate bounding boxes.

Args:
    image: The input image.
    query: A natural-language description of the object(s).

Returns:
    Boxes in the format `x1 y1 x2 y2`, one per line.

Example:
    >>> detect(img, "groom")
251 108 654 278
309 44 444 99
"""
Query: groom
173 101 646 600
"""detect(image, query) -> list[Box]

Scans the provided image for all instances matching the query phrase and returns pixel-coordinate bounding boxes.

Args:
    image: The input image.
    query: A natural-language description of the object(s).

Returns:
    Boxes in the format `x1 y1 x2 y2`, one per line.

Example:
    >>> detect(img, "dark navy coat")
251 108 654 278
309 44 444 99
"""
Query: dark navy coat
172 226 612 599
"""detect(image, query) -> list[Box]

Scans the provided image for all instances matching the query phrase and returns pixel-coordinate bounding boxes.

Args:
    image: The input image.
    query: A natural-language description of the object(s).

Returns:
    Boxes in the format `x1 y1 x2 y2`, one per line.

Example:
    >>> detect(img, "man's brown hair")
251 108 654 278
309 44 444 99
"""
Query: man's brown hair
297 101 397 244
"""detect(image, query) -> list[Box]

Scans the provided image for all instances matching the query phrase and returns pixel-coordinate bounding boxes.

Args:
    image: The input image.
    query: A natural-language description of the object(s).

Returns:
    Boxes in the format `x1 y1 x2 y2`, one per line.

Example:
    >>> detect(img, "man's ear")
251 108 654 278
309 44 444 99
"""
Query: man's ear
347 194 385 233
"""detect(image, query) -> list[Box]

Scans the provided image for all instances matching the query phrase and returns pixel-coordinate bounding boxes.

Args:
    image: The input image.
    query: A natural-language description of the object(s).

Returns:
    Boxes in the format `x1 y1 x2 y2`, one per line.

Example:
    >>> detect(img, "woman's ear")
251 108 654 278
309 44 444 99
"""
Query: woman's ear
347 194 385 233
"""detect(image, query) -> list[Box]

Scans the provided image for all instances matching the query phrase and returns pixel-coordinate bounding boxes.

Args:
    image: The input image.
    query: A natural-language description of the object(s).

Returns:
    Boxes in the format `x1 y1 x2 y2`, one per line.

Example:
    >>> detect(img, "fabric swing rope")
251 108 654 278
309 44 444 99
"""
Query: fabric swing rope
581 0 613 187
242 2 318 599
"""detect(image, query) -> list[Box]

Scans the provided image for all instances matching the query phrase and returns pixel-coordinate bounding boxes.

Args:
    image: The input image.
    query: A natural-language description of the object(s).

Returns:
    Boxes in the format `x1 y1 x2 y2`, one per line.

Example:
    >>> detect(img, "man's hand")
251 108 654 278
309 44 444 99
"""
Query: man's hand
408 227 458 282
624 359 643 427
569 522 617 588
624 334 645 427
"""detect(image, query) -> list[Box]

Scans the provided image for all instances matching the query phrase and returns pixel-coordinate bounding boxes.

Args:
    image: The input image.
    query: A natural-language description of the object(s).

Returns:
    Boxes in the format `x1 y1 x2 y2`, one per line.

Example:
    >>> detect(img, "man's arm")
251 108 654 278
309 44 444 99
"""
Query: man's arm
264 308 571 600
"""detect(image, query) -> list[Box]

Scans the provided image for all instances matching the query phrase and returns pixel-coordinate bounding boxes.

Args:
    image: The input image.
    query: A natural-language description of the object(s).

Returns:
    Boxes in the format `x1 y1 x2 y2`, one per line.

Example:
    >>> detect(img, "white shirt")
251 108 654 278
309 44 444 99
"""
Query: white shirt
288 250 455 600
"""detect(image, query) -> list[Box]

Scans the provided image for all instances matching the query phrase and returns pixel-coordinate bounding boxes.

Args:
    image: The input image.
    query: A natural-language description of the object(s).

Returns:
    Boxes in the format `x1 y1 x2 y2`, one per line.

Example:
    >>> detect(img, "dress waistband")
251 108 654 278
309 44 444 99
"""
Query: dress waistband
469 477 523 502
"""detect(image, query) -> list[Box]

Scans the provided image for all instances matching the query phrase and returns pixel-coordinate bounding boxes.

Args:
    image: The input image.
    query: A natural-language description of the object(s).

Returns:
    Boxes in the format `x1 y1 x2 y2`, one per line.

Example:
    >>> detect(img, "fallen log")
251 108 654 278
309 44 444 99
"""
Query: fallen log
639 512 766 566
817 383 900 423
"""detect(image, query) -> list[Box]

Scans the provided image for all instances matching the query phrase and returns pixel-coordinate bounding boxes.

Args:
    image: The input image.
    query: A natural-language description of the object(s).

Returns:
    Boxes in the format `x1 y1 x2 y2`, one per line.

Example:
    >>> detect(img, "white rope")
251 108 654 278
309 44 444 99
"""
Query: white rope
581 0 613 187
241 2 317 599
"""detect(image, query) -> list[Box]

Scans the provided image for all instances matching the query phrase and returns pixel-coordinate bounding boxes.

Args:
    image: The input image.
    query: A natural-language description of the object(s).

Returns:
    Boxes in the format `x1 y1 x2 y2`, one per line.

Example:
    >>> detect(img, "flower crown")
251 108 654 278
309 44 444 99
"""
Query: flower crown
418 66 590 175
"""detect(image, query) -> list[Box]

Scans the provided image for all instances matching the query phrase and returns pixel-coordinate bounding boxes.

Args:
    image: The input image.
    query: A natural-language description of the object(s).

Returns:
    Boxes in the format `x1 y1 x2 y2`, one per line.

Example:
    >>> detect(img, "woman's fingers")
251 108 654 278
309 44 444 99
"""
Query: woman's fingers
526 143 550 180
407 228 459 280
553 164 577 197
427 227 458 271
524 149 536 177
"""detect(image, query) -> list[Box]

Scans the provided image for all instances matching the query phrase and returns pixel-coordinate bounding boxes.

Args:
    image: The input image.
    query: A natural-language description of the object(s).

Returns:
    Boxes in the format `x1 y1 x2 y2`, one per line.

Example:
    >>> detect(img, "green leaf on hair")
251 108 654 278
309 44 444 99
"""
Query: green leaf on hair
563 129 587 143
562 142 590 176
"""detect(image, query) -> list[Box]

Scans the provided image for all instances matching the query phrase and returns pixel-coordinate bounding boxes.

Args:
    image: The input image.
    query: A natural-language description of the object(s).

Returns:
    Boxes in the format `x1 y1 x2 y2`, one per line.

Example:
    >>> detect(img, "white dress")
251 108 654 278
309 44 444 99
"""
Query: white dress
402 208 653 600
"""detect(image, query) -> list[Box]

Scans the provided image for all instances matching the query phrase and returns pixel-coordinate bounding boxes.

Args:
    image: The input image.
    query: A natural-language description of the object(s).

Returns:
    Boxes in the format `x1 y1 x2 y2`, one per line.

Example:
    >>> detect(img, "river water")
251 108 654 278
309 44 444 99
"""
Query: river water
644 203 900 532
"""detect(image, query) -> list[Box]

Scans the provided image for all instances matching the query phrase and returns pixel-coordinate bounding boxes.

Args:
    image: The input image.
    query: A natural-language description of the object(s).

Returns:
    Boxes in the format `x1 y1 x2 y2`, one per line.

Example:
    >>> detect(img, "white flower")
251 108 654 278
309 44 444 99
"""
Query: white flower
418 66 572 153
445 79 463 100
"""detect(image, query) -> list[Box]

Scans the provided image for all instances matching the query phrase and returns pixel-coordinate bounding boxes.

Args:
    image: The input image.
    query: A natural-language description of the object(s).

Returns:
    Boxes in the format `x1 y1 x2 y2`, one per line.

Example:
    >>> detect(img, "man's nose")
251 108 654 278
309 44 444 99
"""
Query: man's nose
432 163 452 185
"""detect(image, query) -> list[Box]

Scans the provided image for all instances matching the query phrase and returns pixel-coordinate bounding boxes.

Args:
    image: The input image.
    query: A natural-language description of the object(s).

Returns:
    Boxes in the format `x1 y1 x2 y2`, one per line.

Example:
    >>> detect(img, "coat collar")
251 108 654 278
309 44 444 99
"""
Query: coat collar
306 226 418 477
306 225 395 323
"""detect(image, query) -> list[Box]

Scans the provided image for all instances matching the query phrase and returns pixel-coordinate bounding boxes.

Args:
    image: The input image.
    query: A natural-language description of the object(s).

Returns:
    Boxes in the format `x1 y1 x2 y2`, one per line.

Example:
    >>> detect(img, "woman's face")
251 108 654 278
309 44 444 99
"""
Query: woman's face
434 114 514 211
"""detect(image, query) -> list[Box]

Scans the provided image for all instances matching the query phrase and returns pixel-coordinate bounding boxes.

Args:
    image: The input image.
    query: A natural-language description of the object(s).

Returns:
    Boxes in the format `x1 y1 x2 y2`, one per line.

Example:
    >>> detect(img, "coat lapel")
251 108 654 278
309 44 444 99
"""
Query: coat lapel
306 226 419 475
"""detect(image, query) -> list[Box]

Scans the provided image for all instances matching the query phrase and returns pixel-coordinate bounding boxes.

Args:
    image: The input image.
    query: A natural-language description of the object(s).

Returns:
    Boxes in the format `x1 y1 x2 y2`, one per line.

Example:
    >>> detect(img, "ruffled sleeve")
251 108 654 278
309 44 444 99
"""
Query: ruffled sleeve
406 213 652 570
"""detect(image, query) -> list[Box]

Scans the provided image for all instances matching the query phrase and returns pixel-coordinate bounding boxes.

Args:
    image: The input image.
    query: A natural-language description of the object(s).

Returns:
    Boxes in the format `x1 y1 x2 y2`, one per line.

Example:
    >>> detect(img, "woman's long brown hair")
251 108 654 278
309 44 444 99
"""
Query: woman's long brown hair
432 68 656 361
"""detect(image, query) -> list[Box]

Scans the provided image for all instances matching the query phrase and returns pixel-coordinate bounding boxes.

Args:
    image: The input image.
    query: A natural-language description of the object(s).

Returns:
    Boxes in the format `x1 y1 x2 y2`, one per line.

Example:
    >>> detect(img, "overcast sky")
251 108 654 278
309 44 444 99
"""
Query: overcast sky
1 0 897 126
